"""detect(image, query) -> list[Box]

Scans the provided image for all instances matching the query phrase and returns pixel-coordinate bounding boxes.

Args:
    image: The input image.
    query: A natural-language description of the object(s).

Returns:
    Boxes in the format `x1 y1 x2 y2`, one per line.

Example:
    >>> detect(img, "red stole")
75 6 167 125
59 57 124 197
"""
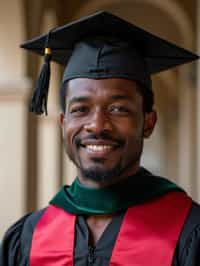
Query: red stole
30 192 192 266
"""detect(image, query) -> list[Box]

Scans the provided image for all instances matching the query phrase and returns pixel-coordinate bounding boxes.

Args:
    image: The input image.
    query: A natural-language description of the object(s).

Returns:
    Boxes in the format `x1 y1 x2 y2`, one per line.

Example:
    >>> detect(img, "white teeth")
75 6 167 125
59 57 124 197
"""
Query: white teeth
86 145 112 152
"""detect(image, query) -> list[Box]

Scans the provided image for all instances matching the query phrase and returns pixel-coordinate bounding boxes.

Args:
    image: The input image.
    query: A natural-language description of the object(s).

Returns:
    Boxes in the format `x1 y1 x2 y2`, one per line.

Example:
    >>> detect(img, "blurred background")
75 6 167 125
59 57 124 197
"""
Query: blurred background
1 0 200 238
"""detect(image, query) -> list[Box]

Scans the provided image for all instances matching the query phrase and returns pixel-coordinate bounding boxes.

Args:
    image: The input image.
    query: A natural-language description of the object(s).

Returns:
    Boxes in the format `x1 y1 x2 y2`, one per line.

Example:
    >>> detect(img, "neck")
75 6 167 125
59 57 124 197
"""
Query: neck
86 214 114 246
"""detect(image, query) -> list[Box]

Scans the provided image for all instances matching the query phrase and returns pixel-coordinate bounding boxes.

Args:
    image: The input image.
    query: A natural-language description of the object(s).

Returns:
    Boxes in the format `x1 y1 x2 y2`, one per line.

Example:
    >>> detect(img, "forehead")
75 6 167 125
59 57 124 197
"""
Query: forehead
66 78 141 101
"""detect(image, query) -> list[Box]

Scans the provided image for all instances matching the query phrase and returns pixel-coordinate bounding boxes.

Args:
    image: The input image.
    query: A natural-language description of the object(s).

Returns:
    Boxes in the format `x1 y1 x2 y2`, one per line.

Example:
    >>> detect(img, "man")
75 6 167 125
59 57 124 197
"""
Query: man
1 11 200 266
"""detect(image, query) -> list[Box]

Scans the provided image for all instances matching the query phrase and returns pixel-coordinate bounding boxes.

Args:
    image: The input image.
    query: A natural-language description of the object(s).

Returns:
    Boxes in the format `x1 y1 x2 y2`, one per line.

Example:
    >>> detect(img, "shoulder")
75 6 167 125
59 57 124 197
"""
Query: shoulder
0 209 45 266
174 201 200 265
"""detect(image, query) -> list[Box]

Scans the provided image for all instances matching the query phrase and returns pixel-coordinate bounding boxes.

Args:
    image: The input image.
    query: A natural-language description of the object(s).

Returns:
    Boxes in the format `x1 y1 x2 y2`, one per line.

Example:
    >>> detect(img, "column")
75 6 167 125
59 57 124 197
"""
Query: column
37 9 61 208
177 66 195 197
0 0 30 238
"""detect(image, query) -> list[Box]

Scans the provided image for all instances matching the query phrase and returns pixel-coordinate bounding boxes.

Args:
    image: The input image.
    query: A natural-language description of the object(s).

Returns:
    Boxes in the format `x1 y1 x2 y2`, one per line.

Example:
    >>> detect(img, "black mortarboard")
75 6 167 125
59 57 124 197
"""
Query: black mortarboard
20 11 199 115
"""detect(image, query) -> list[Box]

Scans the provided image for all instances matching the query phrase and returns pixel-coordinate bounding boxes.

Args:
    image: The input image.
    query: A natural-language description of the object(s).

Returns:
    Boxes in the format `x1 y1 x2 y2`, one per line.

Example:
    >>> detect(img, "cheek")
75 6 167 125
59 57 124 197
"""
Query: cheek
119 119 144 146
63 120 82 152
120 117 144 136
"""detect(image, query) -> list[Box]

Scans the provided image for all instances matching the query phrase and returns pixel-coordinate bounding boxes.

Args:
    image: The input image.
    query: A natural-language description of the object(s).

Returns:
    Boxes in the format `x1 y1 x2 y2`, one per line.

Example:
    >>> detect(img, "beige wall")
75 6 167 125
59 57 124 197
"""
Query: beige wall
0 0 31 239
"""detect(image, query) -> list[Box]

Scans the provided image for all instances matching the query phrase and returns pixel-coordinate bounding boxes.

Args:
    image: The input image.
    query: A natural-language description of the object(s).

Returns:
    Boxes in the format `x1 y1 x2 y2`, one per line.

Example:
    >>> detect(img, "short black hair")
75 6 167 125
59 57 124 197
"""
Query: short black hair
60 80 154 114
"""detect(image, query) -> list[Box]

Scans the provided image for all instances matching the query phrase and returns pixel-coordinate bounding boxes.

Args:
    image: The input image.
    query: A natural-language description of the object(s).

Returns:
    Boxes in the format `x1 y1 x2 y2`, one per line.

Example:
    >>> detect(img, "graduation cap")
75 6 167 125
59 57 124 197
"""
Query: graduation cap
20 11 199 115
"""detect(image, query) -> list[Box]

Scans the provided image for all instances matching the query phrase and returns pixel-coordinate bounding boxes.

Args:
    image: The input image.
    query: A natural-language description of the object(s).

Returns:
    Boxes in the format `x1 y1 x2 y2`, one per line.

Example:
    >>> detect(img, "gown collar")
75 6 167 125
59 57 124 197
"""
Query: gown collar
50 167 183 215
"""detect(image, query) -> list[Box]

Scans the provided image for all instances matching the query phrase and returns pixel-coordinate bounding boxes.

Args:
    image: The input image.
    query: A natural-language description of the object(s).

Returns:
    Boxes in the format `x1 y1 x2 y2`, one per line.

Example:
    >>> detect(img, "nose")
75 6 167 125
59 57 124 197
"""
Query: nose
84 108 113 134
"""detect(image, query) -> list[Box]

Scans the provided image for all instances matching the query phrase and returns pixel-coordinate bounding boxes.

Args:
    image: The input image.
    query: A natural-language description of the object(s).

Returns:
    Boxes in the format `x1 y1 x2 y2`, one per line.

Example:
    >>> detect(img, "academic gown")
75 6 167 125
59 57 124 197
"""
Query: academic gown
1 201 200 266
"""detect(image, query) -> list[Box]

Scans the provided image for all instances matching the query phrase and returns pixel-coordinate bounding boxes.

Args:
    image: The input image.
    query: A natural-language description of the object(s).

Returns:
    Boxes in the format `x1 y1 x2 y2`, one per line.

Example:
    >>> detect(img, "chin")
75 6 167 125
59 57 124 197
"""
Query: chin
79 165 122 184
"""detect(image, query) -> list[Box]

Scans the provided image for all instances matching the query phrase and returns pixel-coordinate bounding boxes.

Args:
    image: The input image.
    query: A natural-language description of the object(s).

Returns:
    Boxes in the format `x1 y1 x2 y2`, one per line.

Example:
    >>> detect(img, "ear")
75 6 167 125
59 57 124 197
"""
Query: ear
143 111 157 138
60 112 65 138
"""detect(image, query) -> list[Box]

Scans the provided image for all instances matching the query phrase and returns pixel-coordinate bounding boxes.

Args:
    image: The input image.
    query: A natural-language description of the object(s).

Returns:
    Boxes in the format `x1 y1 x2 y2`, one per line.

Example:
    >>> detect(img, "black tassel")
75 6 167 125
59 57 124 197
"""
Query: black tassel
30 51 51 115
30 29 53 115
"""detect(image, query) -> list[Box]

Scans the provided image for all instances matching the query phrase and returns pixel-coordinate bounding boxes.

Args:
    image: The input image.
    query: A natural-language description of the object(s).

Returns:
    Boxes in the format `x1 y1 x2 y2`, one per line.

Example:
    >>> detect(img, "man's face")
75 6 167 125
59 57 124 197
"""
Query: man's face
61 78 156 185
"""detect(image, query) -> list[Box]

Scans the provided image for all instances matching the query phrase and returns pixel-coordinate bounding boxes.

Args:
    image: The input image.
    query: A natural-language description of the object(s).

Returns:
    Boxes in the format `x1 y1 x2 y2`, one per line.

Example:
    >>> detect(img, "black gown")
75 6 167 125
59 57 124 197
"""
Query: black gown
1 201 200 266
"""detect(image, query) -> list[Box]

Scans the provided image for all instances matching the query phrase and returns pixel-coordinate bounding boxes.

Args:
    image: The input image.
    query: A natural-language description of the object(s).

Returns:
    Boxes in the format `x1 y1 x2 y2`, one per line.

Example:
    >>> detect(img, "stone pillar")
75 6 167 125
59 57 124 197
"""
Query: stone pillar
37 9 61 208
0 0 30 238
37 109 61 208
0 81 30 238
177 66 195 197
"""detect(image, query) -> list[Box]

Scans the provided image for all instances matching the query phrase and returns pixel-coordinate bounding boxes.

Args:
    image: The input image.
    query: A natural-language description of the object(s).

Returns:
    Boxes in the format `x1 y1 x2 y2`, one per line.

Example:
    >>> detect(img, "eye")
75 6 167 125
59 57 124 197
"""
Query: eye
70 105 89 116
109 105 130 114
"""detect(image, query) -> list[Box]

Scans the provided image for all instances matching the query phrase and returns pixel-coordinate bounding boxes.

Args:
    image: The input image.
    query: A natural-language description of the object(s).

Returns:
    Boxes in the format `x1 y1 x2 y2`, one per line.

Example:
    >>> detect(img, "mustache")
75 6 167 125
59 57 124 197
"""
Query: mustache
75 132 125 146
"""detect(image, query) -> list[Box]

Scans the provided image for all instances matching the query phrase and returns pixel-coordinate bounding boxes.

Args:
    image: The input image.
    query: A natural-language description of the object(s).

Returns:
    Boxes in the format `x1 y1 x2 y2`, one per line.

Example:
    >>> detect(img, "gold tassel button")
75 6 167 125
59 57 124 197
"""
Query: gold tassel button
45 48 52 55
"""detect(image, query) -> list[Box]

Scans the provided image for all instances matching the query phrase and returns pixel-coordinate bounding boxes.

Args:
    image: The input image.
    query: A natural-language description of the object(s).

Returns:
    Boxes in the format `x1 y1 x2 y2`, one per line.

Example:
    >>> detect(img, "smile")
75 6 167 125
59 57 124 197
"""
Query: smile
86 145 113 152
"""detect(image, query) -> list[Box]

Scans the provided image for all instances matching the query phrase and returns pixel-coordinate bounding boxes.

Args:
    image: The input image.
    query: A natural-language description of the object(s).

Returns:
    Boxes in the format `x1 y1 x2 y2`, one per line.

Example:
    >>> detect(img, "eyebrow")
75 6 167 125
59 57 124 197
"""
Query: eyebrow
67 94 132 106
109 95 132 101
68 96 90 106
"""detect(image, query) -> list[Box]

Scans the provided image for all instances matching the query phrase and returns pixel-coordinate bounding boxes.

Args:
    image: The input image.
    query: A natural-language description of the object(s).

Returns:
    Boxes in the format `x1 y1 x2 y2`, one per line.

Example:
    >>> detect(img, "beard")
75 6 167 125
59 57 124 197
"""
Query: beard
77 139 143 185
79 158 124 184
67 131 144 185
